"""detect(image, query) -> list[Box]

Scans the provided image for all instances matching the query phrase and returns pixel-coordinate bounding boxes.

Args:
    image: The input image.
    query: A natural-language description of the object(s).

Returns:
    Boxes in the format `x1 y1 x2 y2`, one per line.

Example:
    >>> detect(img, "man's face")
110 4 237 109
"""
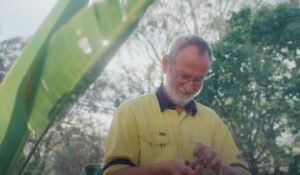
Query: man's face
163 45 210 106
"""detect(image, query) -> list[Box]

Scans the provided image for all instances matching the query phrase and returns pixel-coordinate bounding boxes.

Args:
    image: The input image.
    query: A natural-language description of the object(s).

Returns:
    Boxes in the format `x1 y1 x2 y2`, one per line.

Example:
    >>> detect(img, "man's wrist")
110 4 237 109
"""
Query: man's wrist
220 163 246 175
220 162 235 175
150 162 166 175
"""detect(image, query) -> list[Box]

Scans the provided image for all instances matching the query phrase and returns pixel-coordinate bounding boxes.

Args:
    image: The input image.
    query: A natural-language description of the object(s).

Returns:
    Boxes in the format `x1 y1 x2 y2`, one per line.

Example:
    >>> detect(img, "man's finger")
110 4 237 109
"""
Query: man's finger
194 164 204 175
180 166 195 175
203 152 213 165
176 160 195 175
194 143 205 158
207 156 220 169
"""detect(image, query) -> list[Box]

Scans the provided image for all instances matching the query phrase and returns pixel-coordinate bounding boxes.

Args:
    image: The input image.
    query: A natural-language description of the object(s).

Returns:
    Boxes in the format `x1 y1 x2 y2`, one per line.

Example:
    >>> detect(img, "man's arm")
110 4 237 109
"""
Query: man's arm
111 159 203 175
193 143 250 175
220 165 248 175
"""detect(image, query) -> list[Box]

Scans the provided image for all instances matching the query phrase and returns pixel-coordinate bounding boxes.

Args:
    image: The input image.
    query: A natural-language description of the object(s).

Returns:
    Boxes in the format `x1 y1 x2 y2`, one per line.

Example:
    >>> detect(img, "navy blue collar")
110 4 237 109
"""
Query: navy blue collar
156 86 197 116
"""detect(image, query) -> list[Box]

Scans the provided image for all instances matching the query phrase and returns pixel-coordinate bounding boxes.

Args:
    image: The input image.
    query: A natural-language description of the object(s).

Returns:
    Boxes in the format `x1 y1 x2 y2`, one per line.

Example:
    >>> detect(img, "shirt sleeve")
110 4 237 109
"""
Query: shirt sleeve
211 113 252 175
103 102 140 175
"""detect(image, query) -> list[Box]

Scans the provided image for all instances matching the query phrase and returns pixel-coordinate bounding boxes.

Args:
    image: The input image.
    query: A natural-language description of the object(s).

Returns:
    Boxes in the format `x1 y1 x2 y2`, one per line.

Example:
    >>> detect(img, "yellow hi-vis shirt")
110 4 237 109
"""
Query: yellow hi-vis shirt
103 89 250 175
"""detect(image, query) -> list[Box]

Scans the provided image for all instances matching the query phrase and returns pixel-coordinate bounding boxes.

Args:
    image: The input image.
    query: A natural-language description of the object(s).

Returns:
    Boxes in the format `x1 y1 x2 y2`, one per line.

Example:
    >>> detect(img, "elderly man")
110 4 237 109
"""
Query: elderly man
103 35 251 175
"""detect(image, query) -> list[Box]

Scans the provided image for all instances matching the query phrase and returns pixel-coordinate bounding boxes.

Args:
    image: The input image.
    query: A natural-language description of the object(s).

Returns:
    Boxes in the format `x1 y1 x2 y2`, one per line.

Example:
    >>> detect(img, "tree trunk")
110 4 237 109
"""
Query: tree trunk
274 166 282 175
249 162 259 175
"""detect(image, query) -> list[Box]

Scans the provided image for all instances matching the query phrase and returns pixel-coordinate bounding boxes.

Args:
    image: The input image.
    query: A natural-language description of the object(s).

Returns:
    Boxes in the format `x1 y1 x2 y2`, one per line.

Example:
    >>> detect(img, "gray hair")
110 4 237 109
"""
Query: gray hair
167 34 213 66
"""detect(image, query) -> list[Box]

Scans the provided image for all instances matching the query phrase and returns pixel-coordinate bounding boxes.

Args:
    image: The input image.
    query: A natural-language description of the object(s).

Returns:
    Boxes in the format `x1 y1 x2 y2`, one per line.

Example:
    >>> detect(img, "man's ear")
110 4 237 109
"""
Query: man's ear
162 55 169 74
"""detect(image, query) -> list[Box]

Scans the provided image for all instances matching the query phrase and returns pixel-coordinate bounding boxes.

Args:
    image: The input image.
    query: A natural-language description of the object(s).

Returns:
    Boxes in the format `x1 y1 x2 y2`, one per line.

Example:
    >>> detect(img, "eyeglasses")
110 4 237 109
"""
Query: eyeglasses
171 66 206 87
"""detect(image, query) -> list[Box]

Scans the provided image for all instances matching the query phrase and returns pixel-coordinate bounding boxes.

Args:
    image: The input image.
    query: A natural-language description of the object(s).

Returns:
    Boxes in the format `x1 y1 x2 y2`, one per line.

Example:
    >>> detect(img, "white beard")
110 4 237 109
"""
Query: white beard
164 71 202 106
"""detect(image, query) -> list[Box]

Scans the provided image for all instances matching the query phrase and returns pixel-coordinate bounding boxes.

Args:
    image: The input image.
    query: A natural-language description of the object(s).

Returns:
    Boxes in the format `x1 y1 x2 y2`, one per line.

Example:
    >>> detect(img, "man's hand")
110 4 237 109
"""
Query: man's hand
193 143 223 171
111 159 203 175
155 159 203 175
193 143 246 175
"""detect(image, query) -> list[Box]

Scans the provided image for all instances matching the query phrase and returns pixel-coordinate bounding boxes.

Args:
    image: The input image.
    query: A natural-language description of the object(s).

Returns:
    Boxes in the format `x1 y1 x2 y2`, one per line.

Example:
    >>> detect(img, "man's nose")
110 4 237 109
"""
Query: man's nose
183 80 194 93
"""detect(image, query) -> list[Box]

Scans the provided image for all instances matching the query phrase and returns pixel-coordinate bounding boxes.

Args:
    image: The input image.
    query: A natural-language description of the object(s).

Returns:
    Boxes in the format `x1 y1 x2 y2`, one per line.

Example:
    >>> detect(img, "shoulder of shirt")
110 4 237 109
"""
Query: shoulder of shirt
194 101 223 121
194 101 215 113
117 92 156 110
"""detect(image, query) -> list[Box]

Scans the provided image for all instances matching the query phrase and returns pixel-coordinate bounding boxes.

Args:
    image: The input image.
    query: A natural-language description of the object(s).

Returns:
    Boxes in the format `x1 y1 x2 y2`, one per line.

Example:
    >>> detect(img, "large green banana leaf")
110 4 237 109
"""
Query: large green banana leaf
0 0 154 174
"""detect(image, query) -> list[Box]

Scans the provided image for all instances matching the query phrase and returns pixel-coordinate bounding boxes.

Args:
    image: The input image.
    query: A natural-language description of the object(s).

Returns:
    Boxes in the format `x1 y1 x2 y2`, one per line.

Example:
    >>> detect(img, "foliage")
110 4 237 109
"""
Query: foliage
0 0 88 173
0 0 154 174
85 164 103 175
23 115 105 175
0 37 26 82
198 3 300 174
73 0 263 115
0 37 26 72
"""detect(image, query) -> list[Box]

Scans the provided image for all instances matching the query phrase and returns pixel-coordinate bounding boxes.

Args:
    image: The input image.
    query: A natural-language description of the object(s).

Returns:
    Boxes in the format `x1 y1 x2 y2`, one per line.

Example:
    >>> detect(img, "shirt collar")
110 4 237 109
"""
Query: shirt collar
155 86 197 116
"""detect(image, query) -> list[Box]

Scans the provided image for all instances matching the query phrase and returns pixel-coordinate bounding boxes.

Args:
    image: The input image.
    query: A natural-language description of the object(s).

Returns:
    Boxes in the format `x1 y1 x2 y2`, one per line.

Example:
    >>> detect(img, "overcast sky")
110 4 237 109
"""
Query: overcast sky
0 0 58 41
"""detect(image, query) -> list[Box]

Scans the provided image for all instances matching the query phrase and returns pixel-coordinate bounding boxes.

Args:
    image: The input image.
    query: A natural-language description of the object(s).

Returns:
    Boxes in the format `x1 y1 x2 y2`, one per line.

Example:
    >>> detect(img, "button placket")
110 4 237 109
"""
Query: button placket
175 112 188 159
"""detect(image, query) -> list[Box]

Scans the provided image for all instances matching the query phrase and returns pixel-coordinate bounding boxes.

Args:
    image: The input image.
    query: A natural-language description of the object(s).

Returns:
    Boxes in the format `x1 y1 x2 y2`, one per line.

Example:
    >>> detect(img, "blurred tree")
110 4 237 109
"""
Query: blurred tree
74 0 269 115
0 37 106 174
198 3 300 175
289 0 300 5
0 71 4 84
0 37 26 83
0 36 26 72
22 115 105 175
0 58 3 72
